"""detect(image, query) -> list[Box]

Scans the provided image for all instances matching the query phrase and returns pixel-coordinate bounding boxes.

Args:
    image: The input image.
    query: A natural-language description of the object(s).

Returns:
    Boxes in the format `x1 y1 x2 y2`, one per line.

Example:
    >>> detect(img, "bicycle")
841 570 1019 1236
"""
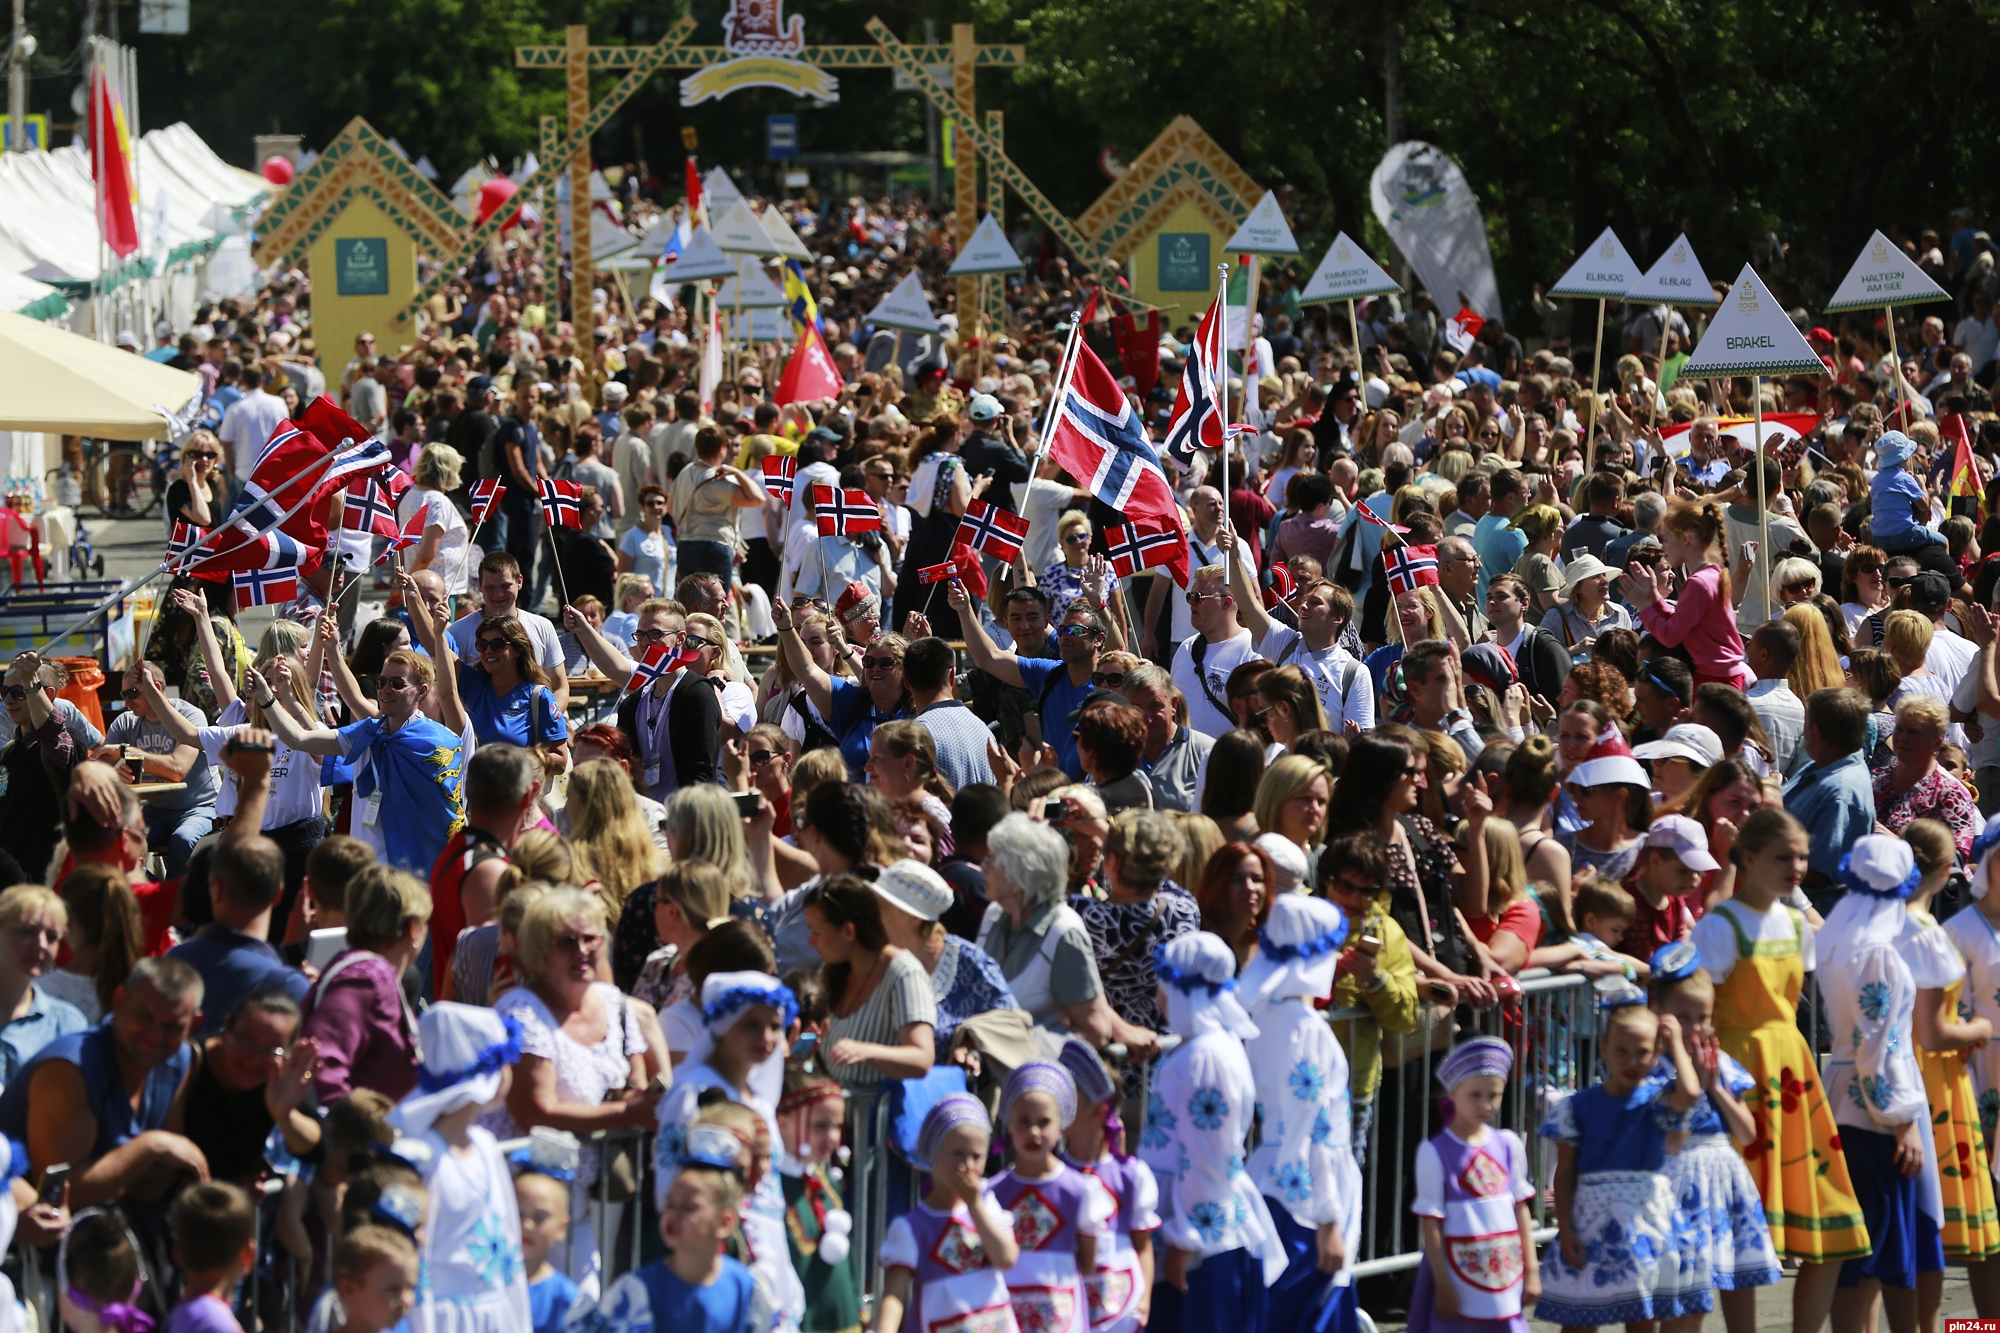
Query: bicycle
43 465 107 579
78 436 174 519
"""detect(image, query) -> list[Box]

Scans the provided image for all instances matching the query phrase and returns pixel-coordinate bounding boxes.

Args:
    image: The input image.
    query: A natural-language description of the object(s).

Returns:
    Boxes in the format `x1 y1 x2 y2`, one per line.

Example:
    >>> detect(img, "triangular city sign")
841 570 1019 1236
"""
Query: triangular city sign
867 271 941 332
1297 231 1403 304
702 166 744 215
713 257 789 310
712 199 781 256
1680 264 1826 378
659 225 736 281
759 206 813 261
1626 233 1718 308
1549 227 1640 299
1223 191 1300 256
1824 229 1952 312
948 215 1025 275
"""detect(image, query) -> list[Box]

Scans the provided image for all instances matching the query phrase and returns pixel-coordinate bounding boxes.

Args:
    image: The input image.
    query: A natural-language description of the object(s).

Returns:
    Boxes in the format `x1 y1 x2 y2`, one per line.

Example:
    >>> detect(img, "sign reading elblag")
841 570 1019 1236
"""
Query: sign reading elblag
1626 233 1719 308
1680 263 1824 379
1824 229 1951 313
1297 231 1402 305
1549 227 1641 299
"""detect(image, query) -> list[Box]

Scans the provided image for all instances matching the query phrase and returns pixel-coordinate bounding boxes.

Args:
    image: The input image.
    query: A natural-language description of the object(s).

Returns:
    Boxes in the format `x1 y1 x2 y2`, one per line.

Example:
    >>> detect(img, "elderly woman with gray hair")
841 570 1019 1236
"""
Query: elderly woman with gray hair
974 813 1161 1056
867 859 1020 1057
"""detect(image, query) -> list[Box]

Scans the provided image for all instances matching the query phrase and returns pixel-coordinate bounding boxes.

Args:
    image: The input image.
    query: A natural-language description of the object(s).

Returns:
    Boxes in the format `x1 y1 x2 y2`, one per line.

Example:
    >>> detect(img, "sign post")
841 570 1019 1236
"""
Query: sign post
1624 234 1719 431
1548 227 1641 473
1823 230 1951 423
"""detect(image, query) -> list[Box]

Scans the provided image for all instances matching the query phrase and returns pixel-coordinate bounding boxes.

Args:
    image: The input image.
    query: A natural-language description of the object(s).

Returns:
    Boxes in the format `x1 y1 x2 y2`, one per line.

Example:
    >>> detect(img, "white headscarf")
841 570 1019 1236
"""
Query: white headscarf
1817 834 1921 963
1158 931 1258 1040
680 970 797 1073
1240 896 1347 1013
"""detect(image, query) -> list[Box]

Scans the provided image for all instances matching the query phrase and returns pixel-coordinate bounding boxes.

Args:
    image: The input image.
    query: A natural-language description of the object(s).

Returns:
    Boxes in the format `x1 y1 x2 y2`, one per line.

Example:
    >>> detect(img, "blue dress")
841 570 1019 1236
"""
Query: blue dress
1534 1083 1710 1326
1637 1053 1782 1291
929 936 1018 1057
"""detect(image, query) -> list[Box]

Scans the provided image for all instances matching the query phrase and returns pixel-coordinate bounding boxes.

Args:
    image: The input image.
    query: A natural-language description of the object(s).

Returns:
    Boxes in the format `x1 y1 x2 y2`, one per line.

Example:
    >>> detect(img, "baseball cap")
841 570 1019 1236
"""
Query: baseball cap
466 375 494 402
1027 359 1051 377
1632 723 1723 769
602 382 628 404
968 393 1002 422
1909 569 1952 611
1644 814 1721 872
1065 687 1130 723
115 330 140 350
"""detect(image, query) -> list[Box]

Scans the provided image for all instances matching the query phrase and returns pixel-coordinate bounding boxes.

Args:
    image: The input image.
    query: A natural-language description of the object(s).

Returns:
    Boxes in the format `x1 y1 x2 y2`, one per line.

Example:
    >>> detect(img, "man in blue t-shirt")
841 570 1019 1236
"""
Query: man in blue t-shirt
166 732 309 1033
949 575 1112 780
497 379 548 610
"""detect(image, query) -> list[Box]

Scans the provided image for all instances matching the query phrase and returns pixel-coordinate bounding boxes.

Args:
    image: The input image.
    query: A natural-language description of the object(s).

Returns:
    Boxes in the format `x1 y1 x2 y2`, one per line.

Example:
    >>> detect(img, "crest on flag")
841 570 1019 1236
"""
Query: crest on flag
1050 341 1178 528
1104 517 1190 587
954 499 1030 564
917 543 987 599
1162 288 1226 473
539 478 583 529
811 485 882 536
232 566 301 607
760 454 797 503
1384 543 1441 596
1444 307 1485 356
471 480 505 529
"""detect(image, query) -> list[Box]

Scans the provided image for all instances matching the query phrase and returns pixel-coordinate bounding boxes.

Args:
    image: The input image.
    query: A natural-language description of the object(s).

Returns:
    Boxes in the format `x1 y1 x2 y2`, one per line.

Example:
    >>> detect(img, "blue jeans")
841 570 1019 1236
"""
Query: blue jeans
146 802 216 879
675 539 734 587
501 496 549 612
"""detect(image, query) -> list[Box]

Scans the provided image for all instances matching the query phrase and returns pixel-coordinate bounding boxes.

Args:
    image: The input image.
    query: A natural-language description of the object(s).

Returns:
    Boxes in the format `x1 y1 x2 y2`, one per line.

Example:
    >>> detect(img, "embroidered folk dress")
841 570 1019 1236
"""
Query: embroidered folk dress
1243 993 1362 1291
414 1125 533 1333
988 1164 1111 1333
1636 1053 1782 1290
1408 1128 1535 1333
1905 908 2000 1259
878 1189 1022 1333
1943 904 2000 1157
1059 1151 1160 1333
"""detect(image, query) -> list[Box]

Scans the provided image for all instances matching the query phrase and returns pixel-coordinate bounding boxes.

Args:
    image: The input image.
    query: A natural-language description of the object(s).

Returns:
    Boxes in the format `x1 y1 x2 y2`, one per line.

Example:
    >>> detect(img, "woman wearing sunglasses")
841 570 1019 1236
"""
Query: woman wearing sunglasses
454 612 570 755
1040 512 1095 623
166 428 229 537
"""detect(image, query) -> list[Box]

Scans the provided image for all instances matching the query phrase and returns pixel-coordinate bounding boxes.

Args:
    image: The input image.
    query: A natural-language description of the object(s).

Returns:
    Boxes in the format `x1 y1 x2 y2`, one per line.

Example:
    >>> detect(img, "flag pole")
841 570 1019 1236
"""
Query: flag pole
1218 262 1230 510
1884 304 1909 422
1754 373 1770 622
1031 309 1088 466
1347 296 1362 393
1653 305 1672 431
1586 296 1606 474
541 510 572 610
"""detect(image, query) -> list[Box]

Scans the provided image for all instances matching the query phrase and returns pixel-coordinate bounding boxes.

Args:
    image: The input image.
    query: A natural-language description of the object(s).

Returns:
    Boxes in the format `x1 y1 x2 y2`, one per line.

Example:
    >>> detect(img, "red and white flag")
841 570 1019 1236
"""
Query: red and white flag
812 486 882 537
760 454 797 504
539 478 583 529
380 507 425 559
775 323 845 406
470 480 505 529
232 566 300 607
918 543 988 599
954 499 1030 564
1162 287 1227 472
1384 543 1441 596
1444 307 1485 355
1104 517 1190 587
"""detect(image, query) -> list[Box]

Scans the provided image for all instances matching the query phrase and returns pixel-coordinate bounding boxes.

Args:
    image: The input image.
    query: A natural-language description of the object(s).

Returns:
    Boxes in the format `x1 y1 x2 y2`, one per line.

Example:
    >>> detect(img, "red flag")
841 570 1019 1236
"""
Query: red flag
685 157 702 218
90 66 139 258
1946 413 1983 523
1263 561 1296 610
1113 310 1162 403
1444 307 1485 355
947 543 987 600
1104 517 1190 587
539 478 584 529
775 323 845 406
381 506 425 559
1383 543 1441 596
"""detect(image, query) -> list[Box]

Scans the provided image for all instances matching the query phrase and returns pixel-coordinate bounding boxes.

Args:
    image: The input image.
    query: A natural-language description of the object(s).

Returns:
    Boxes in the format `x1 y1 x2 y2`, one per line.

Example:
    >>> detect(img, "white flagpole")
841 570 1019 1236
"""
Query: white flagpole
1032 307 1088 465
1217 262 1230 509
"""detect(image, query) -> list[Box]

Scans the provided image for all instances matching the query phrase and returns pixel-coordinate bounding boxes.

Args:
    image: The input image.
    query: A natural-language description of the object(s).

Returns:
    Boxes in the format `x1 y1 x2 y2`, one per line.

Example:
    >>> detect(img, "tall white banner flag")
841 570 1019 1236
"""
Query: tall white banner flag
1369 142 1501 317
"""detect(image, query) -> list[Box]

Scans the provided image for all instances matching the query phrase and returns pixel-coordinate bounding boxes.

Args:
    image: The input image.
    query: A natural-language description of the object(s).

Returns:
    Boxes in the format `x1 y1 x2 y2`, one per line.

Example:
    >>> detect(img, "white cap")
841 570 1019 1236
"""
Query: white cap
1643 814 1721 872
869 859 954 923
968 393 1002 421
1632 724 1724 769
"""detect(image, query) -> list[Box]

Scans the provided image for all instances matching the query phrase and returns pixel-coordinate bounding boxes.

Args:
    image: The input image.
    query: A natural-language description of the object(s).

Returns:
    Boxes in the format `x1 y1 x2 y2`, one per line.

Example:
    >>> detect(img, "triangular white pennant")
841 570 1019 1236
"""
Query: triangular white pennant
659 226 736 281
1626 233 1718 308
759 206 813 260
1548 227 1640 299
1680 263 1826 378
1297 231 1403 304
702 167 745 214
712 199 781 256
1222 191 1301 256
1824 229 1952 313
867 271 940 332
947 215 1025 275
713 257 788 310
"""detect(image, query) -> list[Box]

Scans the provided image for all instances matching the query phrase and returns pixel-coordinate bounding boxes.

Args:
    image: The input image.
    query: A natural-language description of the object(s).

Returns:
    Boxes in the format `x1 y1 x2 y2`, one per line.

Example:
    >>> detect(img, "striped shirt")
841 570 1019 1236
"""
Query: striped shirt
825 949 938 1089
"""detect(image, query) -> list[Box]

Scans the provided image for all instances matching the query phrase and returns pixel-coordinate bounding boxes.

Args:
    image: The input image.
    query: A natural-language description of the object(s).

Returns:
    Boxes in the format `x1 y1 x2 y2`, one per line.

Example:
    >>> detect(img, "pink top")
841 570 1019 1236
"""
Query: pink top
1636 565 1749 688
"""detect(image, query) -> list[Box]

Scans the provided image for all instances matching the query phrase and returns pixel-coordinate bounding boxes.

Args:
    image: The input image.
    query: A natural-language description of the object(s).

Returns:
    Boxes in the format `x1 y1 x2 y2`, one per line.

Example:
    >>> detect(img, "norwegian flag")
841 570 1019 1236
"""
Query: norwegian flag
812 485 882 537
1104 517 1190 587
917 543 987 599
232 566 300 607
760 454 797 504
1263 561 1296 610
381 507 425 559
342 475 399 536
624 643 676 692
1384 543 1441 596
539 478 583 530
470 480 505 529
954 499 1030 563
1162 288 1227 473
1352 501 1408 536
167 521 199 563
1049 340 1179 529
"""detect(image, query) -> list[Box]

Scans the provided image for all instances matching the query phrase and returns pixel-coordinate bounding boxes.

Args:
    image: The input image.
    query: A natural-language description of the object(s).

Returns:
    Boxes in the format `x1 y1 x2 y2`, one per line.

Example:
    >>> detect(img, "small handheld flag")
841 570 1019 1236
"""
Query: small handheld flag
624 643 675 693
232 566 300 607
539 478 583 529
1104 518 1190 587
342 476 398 536
812 486 882 537
1946 414 1983 524
168 521 199 563
760 454 797 504
471 480 505 530
1444 307 1485 355
1264 561 1296 610
1383 543 1441 596
381 507 425 559
954 498 1030 564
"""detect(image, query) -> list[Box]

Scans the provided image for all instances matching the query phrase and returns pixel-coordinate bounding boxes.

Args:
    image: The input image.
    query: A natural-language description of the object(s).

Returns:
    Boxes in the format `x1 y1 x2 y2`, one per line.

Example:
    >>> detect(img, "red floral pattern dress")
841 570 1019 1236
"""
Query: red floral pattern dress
1872 763 1978 857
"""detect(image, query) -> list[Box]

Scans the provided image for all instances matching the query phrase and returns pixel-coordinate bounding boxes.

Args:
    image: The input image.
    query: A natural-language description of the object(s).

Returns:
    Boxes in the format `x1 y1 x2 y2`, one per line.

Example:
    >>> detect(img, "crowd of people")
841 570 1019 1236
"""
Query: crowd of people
16 195 2000 1333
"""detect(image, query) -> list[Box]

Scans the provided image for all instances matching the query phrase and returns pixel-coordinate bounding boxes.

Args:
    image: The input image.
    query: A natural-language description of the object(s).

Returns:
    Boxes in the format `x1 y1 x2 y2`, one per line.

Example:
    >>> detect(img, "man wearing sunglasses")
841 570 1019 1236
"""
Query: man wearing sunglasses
1170 565 1258 742
950 579 1106 781
562 598 721 801
0 651 78 883
92 665 217 880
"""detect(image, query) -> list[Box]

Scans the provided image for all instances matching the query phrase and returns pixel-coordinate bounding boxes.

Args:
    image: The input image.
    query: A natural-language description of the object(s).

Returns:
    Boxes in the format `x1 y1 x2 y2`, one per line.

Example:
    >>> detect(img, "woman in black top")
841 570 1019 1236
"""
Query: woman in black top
183 988 322 1187
165 428 230 537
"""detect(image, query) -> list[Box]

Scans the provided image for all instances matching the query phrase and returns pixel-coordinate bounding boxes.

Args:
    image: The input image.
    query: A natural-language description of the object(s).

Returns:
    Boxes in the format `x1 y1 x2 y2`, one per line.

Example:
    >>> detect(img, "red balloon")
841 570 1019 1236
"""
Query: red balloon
478 176 521 227
260 156 294 185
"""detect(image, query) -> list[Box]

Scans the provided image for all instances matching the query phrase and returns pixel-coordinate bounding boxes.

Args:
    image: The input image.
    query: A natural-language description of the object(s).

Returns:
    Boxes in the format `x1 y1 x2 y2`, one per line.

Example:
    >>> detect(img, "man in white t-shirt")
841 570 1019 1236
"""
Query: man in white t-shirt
1218 527 1372 731
445 550 570 710
1170 564 1258 739
216 366 290 482
1143 488 1256 658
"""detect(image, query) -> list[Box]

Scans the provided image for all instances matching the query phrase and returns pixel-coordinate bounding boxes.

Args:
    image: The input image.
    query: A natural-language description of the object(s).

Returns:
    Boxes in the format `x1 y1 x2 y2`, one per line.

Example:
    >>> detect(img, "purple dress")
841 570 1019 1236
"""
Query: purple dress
880 1194 1019 1333
1060 1153 1162 1333
990 1166 1107 1333
1407 1128 1534 1333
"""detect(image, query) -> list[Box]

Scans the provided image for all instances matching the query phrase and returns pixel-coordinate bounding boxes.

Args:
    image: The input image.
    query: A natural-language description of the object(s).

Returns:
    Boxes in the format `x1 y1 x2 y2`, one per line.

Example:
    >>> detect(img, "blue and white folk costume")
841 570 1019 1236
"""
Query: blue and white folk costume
1639 945 1781 1293
1818 837 1946 1291
1239 898 1362 1333
387 1003 533 1333
1140 933 1285 1333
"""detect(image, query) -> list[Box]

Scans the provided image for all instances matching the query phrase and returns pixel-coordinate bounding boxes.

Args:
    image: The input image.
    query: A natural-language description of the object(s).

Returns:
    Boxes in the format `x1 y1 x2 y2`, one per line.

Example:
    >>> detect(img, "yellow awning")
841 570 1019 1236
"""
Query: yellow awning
0 311 201 440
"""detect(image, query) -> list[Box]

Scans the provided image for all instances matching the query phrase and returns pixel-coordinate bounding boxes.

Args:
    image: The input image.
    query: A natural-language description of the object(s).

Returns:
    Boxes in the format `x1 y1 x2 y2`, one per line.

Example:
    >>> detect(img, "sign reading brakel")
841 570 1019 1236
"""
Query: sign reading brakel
680 0 839 105
336 237 390 296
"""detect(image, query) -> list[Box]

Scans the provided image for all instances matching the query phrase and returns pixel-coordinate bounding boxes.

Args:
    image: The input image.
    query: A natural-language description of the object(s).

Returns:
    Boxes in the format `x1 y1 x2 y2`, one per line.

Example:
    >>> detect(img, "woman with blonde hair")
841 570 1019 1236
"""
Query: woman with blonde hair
1252 755 1332 894
1041 511 1095 622
1175 812 1225 897
756 606 852 751
666 784 752 888
0 885 86 1080
686 610 755 745
1782 602 1845 700
47 865 142 1022
1886 607 1952 715
1463 819 1540 974
1252 664 1328 754
563 760 665 928
401 443 471 600
633 860 735 1012
864 720 954 823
